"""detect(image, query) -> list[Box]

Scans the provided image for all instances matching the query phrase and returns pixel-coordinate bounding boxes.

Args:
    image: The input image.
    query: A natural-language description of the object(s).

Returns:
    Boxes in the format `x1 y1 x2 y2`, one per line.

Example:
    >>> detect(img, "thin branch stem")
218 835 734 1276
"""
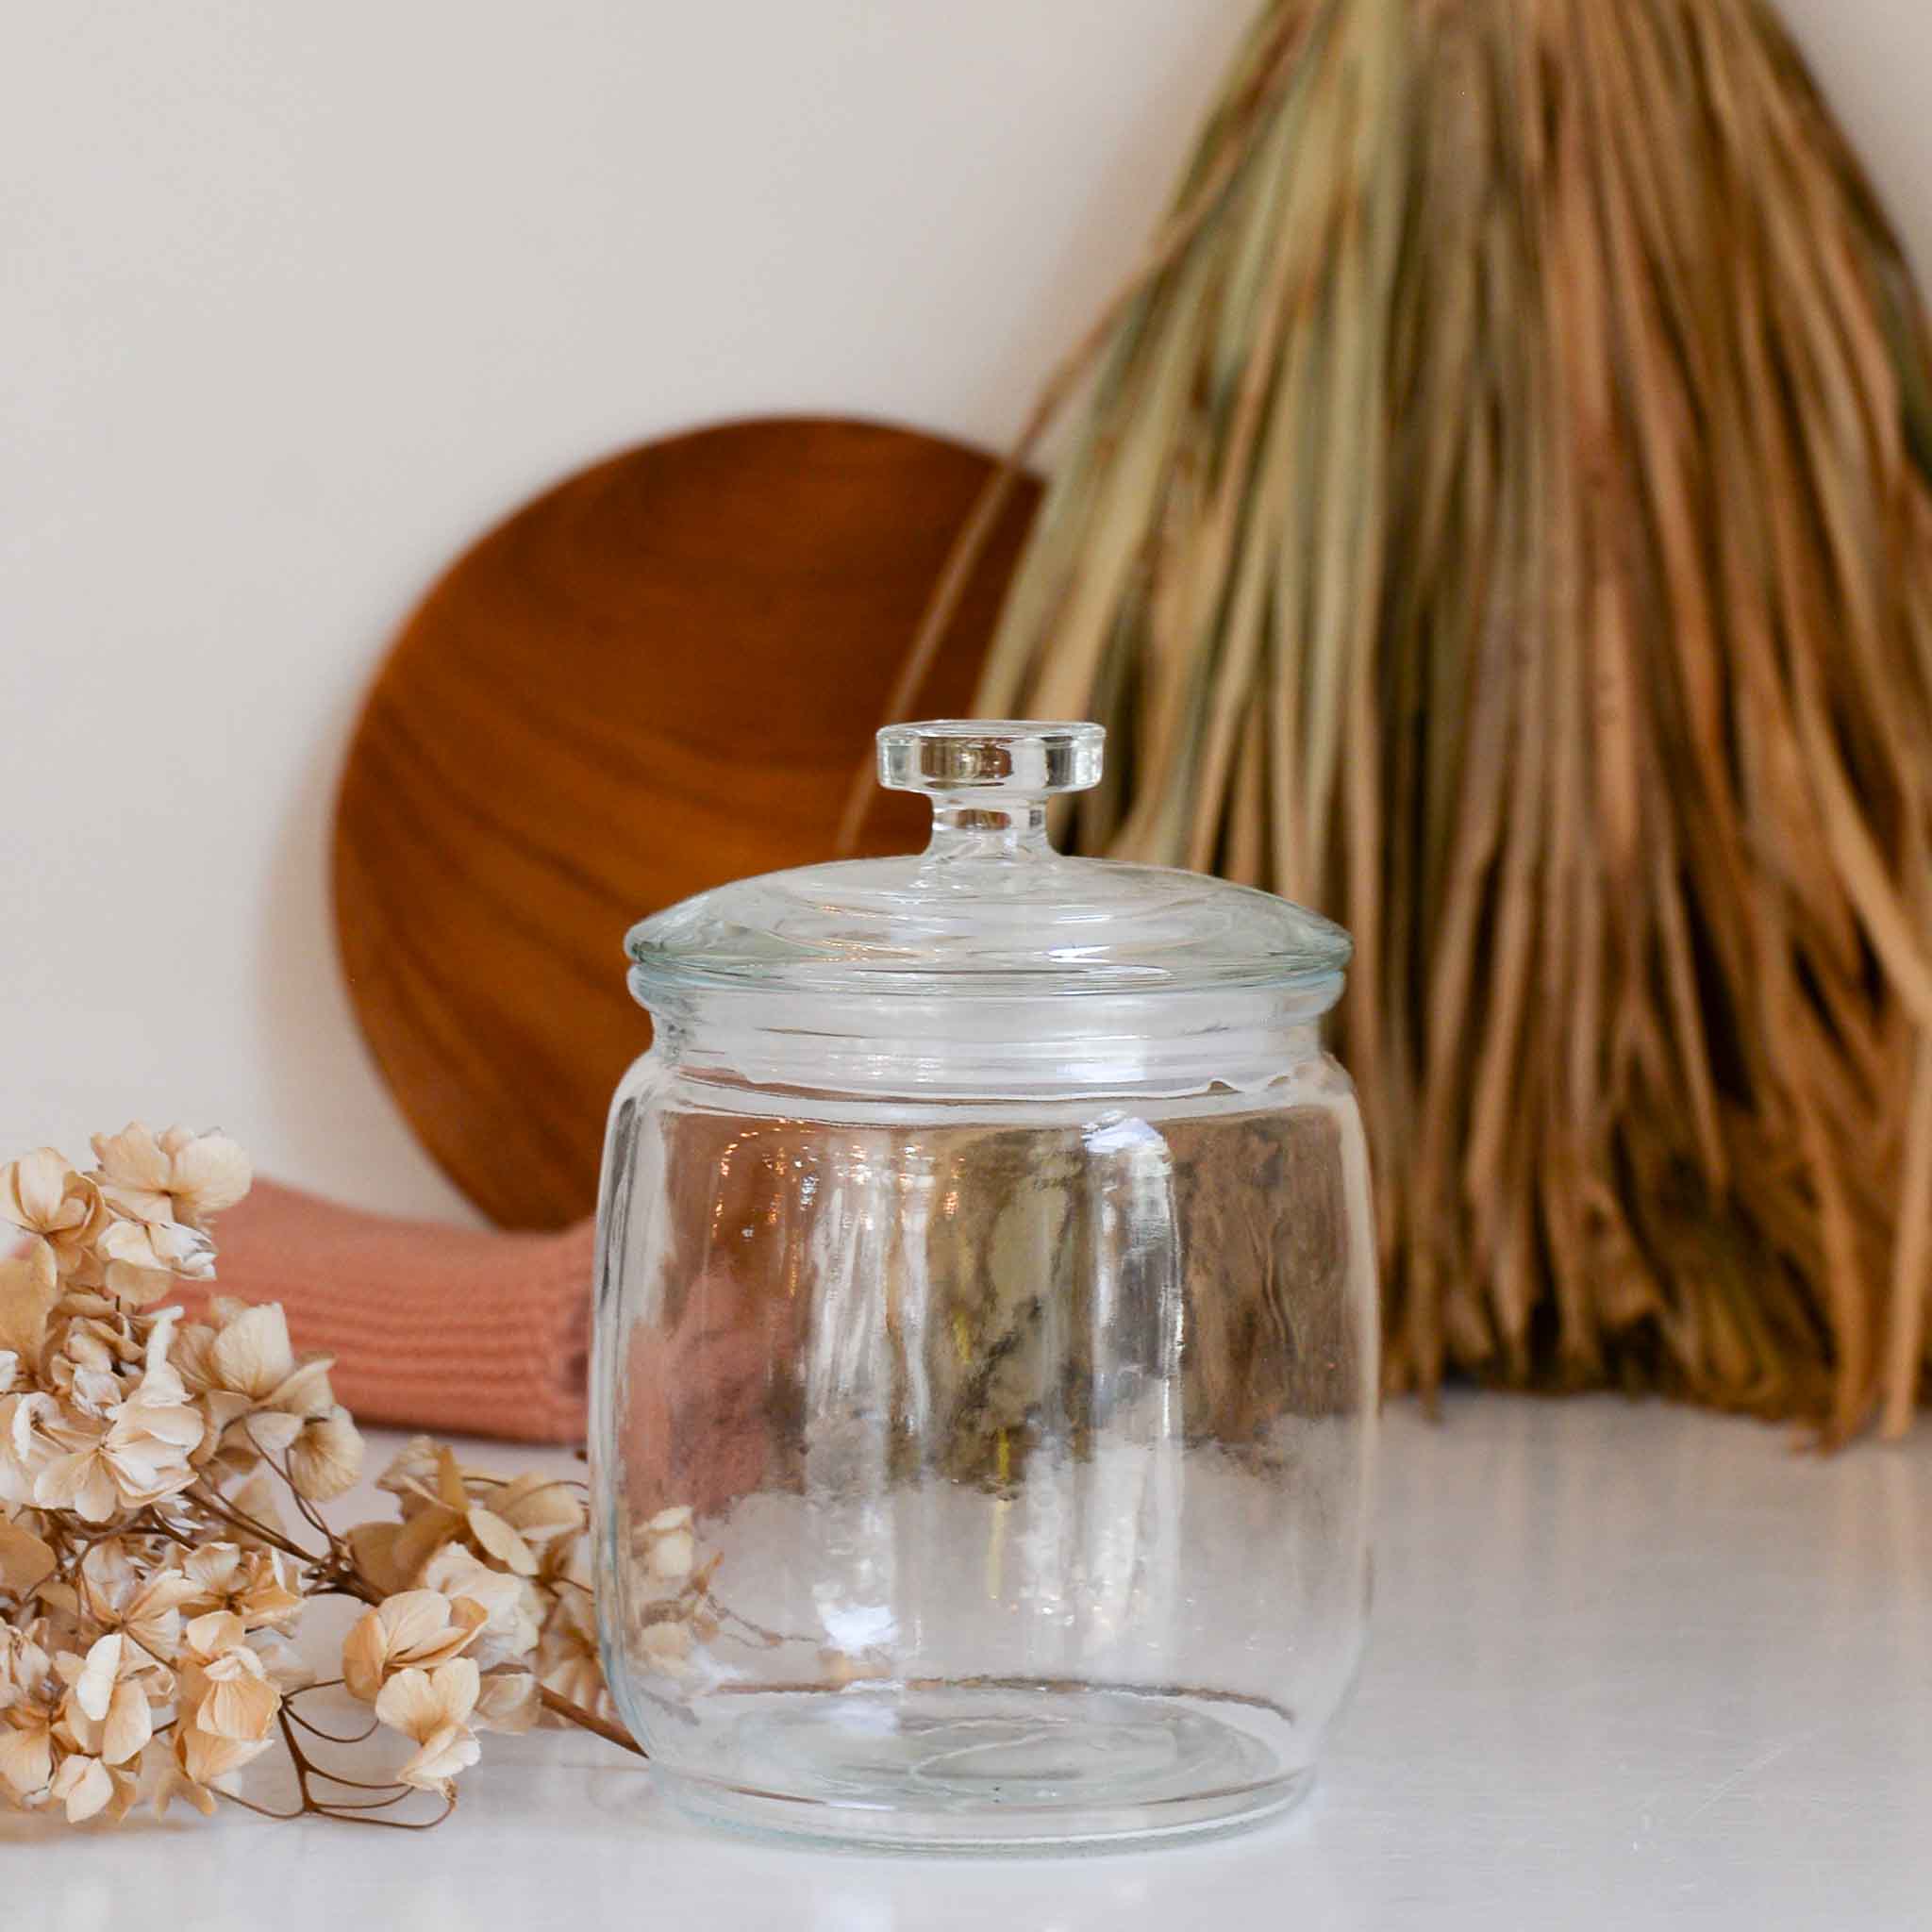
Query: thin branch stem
183 1484 321 1568
537 1685 643 1757
285 1706 382 1747
218 1790 308 1823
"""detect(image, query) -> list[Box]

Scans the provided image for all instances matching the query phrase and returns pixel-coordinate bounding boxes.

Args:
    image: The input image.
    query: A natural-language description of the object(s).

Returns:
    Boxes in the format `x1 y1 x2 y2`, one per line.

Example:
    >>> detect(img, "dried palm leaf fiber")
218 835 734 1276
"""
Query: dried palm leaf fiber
862 0 1932 1440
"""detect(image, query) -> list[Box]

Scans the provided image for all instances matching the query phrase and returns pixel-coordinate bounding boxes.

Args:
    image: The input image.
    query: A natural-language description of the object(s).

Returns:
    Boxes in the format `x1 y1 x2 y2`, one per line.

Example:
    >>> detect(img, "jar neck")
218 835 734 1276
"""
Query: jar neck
924 796 1054 861
640 985 1334 1101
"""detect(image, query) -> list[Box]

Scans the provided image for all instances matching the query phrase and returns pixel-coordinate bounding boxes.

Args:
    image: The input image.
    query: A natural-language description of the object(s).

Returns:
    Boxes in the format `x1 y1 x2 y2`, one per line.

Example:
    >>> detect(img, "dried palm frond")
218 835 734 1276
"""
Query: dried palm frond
880 0 1932 1439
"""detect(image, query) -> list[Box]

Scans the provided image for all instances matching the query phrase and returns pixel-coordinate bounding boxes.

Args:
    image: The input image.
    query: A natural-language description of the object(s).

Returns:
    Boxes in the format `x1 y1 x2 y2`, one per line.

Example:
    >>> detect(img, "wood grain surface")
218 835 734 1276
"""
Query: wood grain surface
332 417 1037 1228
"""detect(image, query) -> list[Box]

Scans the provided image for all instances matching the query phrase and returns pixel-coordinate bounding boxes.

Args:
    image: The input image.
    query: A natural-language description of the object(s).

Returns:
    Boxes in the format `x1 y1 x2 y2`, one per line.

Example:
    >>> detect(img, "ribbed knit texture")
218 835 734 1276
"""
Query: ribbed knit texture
183 1180 593 1445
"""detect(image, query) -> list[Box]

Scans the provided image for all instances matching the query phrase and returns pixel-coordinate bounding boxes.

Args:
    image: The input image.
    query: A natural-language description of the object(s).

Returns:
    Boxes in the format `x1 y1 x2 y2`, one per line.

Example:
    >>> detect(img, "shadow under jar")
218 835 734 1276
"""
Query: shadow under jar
592 721 1376 1851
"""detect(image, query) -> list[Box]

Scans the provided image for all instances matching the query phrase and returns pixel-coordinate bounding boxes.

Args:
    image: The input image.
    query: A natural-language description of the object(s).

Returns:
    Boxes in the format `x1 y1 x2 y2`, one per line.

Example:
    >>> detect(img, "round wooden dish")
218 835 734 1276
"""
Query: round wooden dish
332 417 1036 1228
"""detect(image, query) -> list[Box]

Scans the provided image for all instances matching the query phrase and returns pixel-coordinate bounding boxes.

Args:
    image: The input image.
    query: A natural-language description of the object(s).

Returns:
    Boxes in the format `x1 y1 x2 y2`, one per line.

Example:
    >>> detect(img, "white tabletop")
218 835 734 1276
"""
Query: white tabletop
7 1392 1928 1930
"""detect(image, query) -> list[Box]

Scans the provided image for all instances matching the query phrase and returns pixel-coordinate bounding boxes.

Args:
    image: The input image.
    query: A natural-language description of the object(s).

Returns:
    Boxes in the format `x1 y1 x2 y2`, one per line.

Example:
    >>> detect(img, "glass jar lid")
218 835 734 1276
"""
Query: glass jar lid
625 722 1350 1004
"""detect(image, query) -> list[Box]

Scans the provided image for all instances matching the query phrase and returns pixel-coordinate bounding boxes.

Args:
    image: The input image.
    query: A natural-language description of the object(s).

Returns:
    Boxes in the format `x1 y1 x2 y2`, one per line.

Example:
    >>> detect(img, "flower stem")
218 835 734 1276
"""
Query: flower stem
537 1685 644 1757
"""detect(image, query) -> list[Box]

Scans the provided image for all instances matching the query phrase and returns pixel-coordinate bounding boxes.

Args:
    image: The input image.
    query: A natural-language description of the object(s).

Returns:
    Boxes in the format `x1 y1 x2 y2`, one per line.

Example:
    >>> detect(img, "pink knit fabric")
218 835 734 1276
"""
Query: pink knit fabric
180 1180 593 1445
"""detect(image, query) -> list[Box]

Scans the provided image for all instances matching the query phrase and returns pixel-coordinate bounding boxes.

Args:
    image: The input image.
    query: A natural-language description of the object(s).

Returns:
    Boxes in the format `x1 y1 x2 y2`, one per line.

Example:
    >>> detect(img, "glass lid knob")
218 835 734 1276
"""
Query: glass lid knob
877 721 1105 797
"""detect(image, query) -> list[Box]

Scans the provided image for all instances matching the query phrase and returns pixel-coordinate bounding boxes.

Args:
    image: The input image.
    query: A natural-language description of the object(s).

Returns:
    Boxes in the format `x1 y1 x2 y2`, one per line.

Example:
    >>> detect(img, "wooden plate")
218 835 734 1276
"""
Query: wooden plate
332 417 1036 1227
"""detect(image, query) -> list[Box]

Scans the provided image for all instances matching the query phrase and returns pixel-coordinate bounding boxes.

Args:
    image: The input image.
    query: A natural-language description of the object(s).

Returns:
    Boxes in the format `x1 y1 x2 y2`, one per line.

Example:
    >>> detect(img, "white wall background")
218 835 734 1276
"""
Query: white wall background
2 2 1927 1223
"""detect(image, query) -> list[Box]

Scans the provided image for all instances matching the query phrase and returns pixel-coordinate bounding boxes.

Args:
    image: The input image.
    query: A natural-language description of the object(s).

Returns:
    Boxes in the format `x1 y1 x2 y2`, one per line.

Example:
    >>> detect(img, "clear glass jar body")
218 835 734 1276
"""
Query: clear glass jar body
591 996 1377 1850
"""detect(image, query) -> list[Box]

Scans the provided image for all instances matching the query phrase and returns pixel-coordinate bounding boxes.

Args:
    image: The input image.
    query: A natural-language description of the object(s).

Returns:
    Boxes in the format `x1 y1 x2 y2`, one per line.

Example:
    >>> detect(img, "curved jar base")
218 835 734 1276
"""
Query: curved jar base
646 1680 1316 1852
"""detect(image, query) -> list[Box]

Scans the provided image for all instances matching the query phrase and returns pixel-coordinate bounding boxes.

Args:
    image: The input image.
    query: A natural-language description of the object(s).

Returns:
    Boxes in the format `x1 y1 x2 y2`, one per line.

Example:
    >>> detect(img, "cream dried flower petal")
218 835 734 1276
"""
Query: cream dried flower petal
97 1214 214 1284
48 1749 115 1823
79 1534 144 1596
1 1391 63 1507
167 1321 219 1394
153 1757 218 1818
539 1527 594 1596
263 1357 337 1421
68 1634 125 1724
34 1435 120 1524
1 1623 52 1690
0 1512 56 1594
177 1542 245 1597
195 1655 280 1743
0 1720 53 1800
208 1304 296 1400
375 1435 448 1502
385 1499 464 1581
637 1618 694 1673
640 1506 696 1582
394 1720 480 1792
62 1324 117 1374
242 1408 303 1455
465 1505 539 1576
376 1591 457 1656
0 1241 58 1357
344 1520 413 1597
287 1408 362 1503
175 1714 273 1790
489 1474 587 1544
62 1365 124 1417
106 1762 141 1822
101 1259 182 1308
0 1151 81 1235
101 1681 154 1766
473 1670 541 1735
61 1676 155 1768
159 1129 251 1225
183 1609 250 1658
536 1647 604 1716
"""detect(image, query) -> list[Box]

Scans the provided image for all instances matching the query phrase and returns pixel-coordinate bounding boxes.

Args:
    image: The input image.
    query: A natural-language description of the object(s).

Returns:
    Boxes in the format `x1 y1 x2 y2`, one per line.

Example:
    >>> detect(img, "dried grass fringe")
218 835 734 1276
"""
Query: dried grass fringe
879 0 1932 1441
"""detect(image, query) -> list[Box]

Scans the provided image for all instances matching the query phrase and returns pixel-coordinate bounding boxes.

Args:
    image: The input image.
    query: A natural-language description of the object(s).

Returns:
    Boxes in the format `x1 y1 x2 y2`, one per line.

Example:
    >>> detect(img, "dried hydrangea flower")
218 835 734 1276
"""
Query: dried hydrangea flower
76 1541 198 1656
1 1123 651 1829
0 1155 110 1287
372 1441 580 1583
94 1216 214 1307
375 1657 481 1792
535 1573 605 1714
472 1670 541 1735
89 1125 251 1233
31 1332 203 1523
45 1747 138 1824
182 1613 281 1738
55 1633 158 1766
418 1545 541 1664
341 1590 486 1704
637 1505 695 1581
169 1542 303 1632
172 1299 364 1501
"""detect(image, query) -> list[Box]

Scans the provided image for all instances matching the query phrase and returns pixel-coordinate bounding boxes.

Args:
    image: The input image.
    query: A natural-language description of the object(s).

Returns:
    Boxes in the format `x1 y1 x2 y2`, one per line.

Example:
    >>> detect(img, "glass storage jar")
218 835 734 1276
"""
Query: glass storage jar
591 721 1376 1850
